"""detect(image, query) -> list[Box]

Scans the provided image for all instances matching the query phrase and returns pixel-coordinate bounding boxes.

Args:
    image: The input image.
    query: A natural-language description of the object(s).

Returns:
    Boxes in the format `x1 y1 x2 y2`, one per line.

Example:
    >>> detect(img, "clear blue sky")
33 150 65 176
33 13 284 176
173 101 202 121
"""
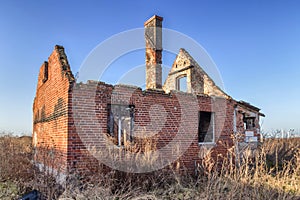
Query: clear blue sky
0 1 299 135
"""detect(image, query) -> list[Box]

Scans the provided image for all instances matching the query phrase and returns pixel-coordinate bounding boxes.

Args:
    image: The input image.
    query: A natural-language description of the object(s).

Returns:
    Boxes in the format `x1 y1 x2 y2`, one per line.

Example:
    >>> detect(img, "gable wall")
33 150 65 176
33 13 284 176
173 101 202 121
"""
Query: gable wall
163 50 194 93
33 46 74 172
163 49 229 99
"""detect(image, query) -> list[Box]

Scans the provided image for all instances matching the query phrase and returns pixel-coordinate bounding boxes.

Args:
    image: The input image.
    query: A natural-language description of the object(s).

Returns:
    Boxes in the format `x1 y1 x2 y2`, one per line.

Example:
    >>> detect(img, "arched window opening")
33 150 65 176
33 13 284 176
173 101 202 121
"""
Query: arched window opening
176 75 187 92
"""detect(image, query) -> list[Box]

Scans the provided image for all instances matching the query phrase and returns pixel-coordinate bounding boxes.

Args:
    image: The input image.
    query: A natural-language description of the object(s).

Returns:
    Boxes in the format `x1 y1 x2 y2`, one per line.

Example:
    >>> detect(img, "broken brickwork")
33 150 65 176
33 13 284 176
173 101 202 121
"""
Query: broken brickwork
33 15 264 177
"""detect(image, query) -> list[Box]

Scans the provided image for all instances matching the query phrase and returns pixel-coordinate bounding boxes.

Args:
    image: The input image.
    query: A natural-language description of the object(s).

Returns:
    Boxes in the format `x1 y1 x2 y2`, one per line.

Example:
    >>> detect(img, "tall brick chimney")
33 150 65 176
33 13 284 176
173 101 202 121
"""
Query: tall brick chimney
144 15 163 90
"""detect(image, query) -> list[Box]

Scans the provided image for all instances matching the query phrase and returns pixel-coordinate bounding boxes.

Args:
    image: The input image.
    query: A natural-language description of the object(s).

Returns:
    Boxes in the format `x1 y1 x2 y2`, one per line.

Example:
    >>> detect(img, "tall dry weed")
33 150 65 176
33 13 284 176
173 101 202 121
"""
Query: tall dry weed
0 133 299 199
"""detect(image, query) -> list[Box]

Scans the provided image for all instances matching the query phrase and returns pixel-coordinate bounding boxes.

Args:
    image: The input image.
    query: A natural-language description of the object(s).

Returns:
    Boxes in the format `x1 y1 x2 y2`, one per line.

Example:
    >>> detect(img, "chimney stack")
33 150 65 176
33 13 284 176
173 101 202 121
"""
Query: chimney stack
144 15 163 90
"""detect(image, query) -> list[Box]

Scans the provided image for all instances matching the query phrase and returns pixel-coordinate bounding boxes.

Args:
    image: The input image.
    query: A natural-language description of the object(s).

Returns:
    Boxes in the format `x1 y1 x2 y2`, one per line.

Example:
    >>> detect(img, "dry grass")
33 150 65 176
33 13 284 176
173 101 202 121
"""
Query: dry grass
0 133 299 199
0 134 33 199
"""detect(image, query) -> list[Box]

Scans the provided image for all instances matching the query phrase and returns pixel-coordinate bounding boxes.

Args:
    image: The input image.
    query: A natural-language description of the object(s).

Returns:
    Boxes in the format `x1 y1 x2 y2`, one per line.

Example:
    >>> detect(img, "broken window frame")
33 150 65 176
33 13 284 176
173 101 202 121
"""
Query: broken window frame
198 111 215 144
107 104 135 147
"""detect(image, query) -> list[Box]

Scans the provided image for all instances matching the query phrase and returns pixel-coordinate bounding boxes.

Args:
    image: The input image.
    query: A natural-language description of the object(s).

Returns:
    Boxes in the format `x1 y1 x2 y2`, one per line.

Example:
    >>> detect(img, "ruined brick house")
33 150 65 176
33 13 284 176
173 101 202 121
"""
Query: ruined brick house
33 15 264 177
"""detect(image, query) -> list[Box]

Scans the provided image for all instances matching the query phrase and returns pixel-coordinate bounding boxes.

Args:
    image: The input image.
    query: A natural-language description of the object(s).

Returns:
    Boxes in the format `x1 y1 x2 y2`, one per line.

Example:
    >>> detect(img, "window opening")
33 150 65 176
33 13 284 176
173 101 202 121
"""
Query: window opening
176 75 187 92
107 104 135 146
243 114 255 130
198 111 214 143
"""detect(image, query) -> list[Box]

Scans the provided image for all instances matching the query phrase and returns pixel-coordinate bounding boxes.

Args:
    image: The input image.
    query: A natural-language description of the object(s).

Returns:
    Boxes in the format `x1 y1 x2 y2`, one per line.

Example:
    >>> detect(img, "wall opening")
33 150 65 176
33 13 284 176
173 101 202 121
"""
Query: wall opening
107 104 135 146
42 61 48 83
198 111 214 143
243 113 255 130
176 75 187 92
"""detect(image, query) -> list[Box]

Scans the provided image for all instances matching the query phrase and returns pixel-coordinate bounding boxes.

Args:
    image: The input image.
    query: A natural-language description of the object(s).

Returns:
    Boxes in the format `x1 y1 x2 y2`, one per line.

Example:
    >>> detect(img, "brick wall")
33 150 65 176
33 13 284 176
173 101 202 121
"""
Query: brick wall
33 45 74 172
68 81 236 174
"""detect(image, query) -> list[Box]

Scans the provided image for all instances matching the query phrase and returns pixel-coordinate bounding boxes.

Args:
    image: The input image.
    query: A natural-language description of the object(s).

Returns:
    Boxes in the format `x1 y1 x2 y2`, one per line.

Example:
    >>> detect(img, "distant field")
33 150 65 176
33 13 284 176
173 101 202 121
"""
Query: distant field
0 134 299 199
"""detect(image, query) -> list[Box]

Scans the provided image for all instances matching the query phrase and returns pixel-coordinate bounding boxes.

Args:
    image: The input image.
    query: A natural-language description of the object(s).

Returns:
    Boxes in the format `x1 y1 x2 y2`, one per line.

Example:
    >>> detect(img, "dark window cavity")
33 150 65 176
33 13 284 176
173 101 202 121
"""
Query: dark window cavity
198 111 214 143
243 116 255 130
107 104 135 146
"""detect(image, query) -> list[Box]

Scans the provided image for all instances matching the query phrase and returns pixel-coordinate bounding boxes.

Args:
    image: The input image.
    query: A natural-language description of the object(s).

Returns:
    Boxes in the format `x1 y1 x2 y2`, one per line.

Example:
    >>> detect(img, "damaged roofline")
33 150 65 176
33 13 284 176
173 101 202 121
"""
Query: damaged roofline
237 100 265 117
